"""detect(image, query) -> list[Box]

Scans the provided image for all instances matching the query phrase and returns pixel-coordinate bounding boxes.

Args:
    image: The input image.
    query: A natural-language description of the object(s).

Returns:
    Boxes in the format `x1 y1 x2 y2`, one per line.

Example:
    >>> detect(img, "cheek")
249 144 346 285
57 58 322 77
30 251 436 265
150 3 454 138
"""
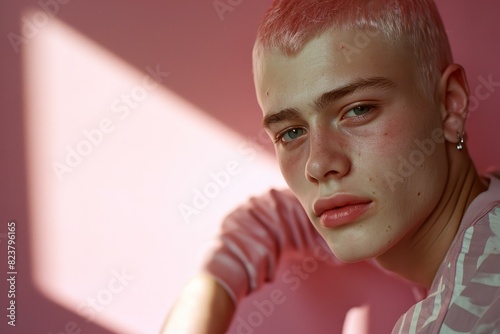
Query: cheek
278 152 303 189
365 119 448 221
352 118 410 165
276 142 316 200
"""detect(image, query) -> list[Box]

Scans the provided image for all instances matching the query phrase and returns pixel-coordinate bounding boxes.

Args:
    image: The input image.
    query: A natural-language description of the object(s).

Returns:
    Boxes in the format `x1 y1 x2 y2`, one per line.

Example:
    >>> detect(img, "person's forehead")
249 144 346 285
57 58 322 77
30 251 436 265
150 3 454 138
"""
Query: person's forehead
256 28 414 79
254 28 417 111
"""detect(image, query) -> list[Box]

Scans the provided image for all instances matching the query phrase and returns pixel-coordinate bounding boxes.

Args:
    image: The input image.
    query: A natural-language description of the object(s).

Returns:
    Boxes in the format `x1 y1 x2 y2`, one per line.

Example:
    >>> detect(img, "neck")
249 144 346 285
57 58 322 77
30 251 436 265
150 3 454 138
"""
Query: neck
375 153 487 289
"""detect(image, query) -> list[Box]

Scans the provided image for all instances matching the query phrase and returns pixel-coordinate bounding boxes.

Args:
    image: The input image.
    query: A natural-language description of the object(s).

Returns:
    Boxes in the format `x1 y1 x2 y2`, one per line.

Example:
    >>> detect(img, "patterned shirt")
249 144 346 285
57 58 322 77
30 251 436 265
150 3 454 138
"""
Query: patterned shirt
393 177 500 333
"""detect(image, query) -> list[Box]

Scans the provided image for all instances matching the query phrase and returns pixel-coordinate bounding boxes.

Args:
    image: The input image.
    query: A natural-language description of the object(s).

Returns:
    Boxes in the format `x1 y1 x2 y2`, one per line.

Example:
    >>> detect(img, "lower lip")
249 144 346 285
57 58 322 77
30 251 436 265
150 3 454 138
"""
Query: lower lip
319 203 372 228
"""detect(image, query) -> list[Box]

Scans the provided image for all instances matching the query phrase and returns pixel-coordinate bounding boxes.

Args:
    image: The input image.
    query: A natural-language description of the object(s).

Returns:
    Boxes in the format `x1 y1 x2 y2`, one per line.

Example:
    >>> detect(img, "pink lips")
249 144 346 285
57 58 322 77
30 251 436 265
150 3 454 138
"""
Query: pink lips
313 195 372 228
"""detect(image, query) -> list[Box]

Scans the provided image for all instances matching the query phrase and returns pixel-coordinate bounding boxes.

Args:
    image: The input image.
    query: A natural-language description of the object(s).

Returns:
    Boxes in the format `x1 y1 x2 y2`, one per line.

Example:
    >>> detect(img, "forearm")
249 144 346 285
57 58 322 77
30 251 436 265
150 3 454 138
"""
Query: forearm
161 273 235 334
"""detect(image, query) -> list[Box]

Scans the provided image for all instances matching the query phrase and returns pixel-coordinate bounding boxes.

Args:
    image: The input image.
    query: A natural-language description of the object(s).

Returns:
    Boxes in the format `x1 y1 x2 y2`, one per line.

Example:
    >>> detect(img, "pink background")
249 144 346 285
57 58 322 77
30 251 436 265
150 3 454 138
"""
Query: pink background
0 0 499 333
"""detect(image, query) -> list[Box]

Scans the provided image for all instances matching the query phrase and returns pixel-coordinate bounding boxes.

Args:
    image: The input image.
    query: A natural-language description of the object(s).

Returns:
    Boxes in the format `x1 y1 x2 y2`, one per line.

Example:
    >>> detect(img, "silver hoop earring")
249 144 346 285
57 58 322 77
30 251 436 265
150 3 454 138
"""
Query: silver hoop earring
457 132 465 151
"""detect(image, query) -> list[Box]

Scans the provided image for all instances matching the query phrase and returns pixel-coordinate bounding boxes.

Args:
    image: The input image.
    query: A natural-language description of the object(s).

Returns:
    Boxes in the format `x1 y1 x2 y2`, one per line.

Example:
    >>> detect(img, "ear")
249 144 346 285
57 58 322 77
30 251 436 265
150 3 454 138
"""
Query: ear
437 64 470 144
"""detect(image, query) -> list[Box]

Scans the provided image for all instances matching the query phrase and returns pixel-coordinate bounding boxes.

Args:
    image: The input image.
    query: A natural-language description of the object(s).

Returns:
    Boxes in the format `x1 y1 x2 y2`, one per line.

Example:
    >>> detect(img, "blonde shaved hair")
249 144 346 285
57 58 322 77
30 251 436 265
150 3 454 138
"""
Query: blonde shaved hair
254 0 453 102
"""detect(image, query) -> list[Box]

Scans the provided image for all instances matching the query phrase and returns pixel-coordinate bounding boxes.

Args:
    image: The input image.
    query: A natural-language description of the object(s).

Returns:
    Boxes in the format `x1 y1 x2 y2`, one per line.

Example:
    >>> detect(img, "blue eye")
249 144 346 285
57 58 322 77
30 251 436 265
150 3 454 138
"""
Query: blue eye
279 128 305 143
345 105 373 118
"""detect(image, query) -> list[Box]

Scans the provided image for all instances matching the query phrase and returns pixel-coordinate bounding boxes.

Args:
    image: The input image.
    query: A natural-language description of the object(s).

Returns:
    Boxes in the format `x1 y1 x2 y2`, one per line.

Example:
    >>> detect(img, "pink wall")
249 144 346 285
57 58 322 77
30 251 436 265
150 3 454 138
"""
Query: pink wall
0 0 499 333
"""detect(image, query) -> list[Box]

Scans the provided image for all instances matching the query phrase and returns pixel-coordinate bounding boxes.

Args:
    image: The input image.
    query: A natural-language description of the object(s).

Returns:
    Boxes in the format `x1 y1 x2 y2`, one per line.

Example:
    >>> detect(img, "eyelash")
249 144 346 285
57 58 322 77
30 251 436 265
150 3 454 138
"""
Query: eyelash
274 127 306 144
343 104 376 119
273 104 376 145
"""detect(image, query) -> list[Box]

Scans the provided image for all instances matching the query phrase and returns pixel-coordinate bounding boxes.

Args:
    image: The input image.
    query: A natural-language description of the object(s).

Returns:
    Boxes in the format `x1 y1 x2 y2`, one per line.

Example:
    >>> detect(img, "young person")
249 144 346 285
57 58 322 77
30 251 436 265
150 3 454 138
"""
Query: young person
163 0 500 332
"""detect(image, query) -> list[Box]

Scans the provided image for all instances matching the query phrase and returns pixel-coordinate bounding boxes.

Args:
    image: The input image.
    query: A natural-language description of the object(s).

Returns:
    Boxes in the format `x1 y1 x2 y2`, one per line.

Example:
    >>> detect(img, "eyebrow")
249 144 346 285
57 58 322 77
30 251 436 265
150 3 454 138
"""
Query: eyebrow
262 76 396 129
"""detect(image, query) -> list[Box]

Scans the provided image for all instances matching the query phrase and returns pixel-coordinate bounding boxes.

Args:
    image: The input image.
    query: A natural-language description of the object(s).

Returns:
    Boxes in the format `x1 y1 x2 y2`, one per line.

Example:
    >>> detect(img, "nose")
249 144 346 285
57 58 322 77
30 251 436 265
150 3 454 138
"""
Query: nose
305 127 351 183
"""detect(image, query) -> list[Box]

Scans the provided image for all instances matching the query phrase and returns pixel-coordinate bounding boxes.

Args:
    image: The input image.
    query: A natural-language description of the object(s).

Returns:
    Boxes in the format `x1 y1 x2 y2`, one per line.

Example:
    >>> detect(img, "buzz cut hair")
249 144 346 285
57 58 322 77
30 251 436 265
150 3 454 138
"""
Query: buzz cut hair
253 0 454 102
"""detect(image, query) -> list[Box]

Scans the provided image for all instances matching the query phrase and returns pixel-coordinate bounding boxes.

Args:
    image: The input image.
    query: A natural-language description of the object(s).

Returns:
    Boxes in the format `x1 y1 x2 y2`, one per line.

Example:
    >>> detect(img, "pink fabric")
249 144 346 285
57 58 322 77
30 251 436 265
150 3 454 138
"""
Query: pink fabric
393 177 500 333
203 177 500 332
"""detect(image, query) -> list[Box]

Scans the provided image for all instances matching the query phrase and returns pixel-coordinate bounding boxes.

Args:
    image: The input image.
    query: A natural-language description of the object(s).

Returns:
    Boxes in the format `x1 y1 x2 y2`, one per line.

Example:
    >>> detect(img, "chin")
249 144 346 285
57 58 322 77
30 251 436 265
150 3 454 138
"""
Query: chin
321 234 387 264
325 244 377 264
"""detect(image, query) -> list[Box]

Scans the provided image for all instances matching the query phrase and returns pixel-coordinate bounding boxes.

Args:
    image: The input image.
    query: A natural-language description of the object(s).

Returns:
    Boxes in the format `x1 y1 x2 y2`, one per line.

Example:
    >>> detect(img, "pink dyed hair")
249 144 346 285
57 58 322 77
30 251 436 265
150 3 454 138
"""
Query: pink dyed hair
254 0 453 100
